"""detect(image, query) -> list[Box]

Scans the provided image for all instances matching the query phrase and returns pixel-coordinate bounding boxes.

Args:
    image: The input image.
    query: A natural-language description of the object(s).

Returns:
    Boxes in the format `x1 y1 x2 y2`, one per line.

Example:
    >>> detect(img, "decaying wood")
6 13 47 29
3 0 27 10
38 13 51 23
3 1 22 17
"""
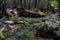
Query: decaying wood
18 9 46 18
6 7 46 18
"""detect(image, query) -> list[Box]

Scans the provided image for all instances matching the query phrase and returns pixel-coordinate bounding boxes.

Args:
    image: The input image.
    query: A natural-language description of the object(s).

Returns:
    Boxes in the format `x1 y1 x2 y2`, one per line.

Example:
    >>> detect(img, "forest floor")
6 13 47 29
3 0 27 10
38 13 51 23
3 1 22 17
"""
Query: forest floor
0 12 60 40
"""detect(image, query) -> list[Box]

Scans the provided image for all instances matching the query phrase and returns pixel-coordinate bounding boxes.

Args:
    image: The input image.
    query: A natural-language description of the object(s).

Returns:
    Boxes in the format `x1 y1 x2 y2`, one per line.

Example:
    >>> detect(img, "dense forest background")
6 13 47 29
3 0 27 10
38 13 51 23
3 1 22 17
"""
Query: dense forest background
3 0 59 16
4 0 57 9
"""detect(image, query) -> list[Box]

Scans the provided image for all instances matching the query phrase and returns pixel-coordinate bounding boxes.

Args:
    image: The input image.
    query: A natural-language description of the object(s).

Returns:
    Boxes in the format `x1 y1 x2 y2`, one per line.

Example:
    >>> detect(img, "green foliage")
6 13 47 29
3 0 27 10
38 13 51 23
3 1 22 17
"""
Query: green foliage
0 32 5 39
24 31 32 37
9 17 19 21
51 0 57 7
8 29 15 36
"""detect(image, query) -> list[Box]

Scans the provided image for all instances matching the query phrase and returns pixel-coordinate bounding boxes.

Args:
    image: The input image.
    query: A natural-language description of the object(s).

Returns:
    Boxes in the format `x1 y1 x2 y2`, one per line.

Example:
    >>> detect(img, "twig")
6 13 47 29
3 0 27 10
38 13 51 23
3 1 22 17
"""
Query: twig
0 25 7 32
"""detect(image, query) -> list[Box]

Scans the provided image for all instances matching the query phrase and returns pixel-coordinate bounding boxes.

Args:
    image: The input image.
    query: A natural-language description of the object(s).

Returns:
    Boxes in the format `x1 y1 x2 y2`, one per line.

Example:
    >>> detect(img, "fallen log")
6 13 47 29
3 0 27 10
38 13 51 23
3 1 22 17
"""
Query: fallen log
17 8 46 18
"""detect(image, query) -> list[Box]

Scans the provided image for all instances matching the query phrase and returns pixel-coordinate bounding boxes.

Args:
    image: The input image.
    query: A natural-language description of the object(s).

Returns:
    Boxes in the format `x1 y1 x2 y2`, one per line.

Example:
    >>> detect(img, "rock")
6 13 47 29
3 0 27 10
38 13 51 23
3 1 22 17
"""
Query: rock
0 22 2 25
45 20 59 28
5 20 14 24
9 25 17 29
45 15 51 19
